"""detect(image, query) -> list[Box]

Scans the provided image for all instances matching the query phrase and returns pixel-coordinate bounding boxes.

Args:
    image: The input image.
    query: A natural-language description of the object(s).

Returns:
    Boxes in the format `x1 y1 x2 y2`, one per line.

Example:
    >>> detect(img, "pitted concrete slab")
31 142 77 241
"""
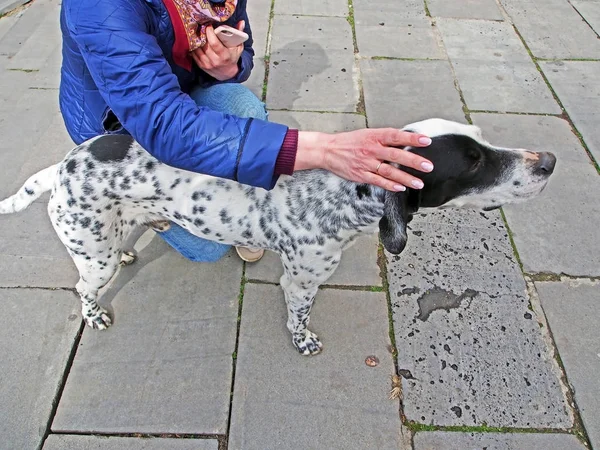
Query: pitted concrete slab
388 209 572 428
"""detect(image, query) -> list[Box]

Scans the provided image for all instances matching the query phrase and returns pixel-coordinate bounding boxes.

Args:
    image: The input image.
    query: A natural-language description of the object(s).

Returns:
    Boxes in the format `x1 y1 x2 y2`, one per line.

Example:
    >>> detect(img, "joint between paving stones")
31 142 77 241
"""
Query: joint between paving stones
267 107 365 115
259 0 276 102
375 243 405 412
499 209 524 272
244 277 384 292
406 422 576 435
526 272 600 283
49 430 226 441
7 68 39 72
346 0 367 118
224 266 247 449
38 320 86 450
0 0 32 17
437 39 471 124
0 285 78 293
535 58 600 62
468 109 562 117
523 277 594 448
423 0 431 17
369 56 440 61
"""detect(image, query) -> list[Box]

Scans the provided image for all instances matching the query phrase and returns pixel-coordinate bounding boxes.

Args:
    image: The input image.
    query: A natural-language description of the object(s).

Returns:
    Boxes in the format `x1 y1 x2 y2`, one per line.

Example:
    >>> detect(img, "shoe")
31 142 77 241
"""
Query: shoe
235 246 265 262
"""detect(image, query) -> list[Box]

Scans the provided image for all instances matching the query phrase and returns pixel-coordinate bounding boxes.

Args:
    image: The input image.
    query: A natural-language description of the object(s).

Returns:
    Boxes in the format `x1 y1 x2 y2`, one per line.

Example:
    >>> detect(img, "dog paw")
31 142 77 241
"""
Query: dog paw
85 309 112 330
293 330 323 356
119 250 137 266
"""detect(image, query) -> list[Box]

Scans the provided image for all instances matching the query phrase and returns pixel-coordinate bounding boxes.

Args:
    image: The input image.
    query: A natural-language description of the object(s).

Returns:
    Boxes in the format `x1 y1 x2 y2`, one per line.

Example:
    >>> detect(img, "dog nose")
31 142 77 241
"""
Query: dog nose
533 152 556 175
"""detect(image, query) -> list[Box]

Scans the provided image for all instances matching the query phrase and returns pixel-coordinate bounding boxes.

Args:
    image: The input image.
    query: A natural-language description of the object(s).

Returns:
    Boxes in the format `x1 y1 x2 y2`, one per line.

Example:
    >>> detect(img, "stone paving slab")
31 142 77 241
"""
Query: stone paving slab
0 87 60 197
413 431 587 450
572 1 600 34
12 113 73 194
267 15 358 112
0 9 18 42
499 0 600 59
268 109 366 132
246 0 270 59
472 113 600 276
246 234 382 286
0 289 80 450
388 209 572 428
229 284 403 450
436 18 560 113
540 60 600 164
5 0 60 71
427 0 504 21
0 0 26 16
274 0 348 17
44 435 219 450
536 280 600 449
245 55 265 100
360 59 465 128
355 15 445 60
0 202 79 287
352 0 425 20
0 0 56 58
52 235 242 435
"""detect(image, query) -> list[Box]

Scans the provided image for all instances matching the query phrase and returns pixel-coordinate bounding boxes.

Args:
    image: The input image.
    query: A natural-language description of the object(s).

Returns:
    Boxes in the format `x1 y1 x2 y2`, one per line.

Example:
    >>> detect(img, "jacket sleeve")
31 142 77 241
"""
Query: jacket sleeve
64 0 288 190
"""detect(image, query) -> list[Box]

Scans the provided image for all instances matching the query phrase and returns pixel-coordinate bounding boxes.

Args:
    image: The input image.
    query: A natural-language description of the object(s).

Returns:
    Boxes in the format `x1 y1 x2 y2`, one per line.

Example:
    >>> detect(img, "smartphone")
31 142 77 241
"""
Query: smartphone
214 25 249 48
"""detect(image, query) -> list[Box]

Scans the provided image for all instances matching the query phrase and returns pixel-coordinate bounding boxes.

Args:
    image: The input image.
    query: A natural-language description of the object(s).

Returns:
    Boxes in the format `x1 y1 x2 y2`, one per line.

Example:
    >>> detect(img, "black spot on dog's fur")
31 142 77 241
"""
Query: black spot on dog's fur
66 160 77 174
89 135 134 162
356 184 370 199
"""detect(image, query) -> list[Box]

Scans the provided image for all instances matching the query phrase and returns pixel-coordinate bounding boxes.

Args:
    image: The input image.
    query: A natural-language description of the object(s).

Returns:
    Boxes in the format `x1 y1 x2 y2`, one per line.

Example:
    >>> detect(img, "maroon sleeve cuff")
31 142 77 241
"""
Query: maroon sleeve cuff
274 129 298 176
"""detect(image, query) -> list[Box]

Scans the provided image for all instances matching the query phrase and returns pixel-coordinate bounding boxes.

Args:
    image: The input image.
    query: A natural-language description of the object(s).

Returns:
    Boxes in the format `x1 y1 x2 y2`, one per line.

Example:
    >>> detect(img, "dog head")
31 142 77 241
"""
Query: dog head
379 118 556 254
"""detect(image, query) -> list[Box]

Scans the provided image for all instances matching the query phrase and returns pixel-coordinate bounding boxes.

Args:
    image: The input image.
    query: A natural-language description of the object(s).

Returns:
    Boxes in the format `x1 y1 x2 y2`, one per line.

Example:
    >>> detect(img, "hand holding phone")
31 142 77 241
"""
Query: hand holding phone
214 25 249 48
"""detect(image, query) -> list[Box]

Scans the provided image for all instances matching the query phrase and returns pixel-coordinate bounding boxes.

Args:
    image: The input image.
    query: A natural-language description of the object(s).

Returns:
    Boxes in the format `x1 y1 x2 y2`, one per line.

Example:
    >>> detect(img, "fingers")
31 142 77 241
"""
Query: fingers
378 128 432 148
205 25 226 53
237 20 245 31
374 162 424 190
373 129 433 174
364 170 408 192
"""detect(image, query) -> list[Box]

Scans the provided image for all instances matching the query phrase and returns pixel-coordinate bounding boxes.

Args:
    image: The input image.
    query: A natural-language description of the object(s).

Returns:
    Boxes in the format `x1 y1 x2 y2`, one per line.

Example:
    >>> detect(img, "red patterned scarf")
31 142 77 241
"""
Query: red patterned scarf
163 0 238 71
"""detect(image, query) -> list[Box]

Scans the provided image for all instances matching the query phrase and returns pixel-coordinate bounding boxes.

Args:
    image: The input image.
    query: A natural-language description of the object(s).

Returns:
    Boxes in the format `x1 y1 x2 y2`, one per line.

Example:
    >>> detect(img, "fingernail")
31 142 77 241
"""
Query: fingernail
411 179 424 189
418 137 432 146
421 162 434 172
393 184 407 192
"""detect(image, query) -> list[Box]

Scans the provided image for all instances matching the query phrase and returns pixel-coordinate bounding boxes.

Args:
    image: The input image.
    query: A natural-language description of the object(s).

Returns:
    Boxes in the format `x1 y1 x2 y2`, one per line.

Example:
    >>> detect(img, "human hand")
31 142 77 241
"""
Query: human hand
294 128 434 191
191 21 245 81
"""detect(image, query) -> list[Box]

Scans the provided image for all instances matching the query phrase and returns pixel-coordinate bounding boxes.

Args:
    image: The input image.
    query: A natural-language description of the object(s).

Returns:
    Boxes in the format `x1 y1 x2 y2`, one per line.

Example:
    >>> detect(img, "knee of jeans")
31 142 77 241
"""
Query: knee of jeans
233 97 268 121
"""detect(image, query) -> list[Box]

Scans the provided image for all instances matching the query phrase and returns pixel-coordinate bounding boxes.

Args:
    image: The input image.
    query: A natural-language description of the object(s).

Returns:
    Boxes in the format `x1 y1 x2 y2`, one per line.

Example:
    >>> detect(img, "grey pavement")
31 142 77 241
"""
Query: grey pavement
0 0 598 449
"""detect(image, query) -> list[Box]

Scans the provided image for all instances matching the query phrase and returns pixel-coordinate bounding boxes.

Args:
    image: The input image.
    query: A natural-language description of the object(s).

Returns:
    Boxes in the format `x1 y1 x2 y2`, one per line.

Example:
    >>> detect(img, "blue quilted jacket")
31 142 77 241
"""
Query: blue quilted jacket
59 0 289 190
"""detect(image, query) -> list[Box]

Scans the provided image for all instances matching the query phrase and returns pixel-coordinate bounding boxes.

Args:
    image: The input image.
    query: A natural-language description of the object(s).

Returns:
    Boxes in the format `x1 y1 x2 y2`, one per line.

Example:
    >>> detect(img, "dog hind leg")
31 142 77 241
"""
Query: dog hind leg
73 257 120 330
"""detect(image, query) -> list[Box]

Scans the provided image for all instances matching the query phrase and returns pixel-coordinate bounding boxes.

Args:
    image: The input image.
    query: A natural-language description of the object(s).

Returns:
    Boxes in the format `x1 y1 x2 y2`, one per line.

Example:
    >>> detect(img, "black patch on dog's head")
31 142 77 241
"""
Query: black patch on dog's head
402 134 517 207
89 135 134 162
379 133 518 254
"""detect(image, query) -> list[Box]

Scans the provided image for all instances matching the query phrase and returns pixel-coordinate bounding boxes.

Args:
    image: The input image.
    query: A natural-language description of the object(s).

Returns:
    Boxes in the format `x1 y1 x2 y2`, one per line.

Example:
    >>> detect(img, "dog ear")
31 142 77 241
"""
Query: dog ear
379 189 421 254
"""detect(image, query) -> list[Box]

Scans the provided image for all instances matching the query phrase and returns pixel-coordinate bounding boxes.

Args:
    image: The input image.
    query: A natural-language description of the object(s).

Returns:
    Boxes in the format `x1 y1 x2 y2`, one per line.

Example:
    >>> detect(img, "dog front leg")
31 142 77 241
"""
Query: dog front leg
279 250 342 355
280 278 322 356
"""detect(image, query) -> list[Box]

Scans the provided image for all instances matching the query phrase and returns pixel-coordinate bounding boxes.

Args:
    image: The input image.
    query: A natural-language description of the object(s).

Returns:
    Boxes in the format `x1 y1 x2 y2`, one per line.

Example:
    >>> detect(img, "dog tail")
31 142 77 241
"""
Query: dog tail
0 164 58 214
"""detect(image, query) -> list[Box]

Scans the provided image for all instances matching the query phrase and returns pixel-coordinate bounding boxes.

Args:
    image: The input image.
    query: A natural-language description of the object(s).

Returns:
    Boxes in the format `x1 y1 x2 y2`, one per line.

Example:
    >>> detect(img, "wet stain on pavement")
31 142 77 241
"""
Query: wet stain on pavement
417 287 479 321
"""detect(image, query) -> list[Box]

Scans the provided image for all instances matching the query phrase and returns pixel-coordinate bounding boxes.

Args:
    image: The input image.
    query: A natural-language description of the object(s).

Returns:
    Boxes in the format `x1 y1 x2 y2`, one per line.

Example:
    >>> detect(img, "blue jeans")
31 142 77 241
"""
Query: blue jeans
157 83 268 262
